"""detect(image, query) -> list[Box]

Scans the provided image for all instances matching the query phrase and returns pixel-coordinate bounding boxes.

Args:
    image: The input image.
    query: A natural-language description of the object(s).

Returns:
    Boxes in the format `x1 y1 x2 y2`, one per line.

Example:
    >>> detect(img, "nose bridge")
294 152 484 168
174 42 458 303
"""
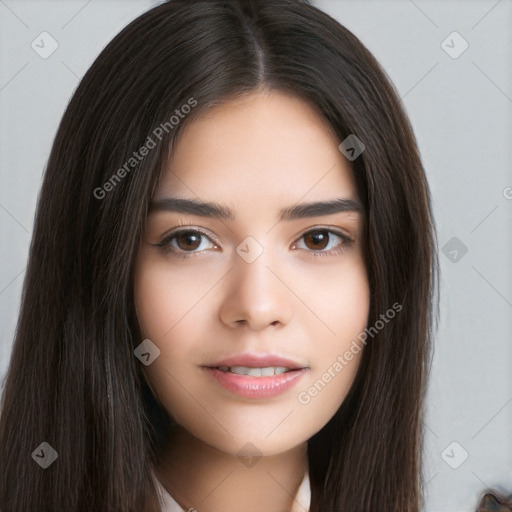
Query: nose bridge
236 242 274 292
218 235 293 329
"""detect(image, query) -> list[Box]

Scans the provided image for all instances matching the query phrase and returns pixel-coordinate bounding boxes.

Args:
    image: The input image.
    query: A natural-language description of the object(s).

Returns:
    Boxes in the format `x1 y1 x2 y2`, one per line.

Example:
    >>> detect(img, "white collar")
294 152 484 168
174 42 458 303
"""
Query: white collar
153 468 311 512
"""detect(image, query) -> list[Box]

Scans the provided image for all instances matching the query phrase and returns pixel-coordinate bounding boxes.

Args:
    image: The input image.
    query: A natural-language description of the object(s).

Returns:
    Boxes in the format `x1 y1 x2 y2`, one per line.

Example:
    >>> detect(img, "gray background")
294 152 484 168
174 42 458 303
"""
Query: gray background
1 1 511 511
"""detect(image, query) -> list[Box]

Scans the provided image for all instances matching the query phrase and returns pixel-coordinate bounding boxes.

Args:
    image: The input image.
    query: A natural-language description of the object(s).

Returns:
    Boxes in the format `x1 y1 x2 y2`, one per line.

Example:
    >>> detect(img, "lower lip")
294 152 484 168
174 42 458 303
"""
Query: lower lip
203 367 307 399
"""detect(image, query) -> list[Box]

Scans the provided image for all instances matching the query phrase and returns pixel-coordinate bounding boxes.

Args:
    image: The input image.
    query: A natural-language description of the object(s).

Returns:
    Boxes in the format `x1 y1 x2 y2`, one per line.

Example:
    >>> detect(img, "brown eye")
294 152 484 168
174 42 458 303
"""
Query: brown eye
293 228 354 257
175 231 202 251
154 228 218 258
303 230 330 251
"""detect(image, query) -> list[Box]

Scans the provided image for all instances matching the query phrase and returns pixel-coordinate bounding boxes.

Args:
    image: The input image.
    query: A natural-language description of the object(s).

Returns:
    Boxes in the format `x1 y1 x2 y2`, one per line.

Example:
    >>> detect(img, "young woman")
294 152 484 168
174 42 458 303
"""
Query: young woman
0 0 441 510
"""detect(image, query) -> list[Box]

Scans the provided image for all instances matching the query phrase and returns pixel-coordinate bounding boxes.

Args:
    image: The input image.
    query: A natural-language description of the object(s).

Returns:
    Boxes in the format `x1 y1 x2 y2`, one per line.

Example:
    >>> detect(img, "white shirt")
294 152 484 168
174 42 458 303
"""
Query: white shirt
152 469 311 512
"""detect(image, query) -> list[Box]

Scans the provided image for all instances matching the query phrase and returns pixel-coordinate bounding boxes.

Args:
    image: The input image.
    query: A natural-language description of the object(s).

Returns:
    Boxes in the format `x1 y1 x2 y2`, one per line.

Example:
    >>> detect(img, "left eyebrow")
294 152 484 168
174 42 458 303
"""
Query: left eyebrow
148 197 364 221
279 198 363 221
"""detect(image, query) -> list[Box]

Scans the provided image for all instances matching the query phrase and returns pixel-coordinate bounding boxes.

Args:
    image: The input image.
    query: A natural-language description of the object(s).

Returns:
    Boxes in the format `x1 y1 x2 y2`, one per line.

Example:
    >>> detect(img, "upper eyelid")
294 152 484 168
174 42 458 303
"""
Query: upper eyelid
164 226 220 245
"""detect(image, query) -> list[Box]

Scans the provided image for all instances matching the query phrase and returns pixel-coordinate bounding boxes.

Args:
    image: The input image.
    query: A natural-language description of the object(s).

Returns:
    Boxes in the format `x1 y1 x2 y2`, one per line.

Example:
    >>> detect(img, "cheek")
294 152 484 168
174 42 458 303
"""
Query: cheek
328 263 370 375
330 265 370 347
300 256 370 342
294 259 369 417
133 256 218 410
134 257 217 339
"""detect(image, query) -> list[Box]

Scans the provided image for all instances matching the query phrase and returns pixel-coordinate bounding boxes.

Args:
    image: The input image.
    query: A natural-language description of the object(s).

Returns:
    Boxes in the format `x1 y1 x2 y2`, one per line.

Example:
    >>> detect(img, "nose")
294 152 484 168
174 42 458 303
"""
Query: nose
218 248 294 331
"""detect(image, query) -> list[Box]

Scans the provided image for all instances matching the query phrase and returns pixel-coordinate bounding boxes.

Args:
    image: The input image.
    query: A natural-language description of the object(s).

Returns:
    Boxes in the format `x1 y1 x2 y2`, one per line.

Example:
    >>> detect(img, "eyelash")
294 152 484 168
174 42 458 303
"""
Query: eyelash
153 224 354 259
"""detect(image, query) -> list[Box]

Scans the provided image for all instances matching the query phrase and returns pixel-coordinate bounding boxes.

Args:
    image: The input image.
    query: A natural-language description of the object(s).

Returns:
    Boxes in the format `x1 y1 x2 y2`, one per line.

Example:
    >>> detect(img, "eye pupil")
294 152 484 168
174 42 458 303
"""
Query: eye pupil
305 230 329 250
177 231 201 250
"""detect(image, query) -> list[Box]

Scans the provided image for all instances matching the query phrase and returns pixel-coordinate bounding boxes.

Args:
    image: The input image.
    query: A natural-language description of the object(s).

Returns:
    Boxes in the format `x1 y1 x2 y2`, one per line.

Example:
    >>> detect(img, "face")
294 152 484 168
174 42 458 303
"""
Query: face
133 89 370 457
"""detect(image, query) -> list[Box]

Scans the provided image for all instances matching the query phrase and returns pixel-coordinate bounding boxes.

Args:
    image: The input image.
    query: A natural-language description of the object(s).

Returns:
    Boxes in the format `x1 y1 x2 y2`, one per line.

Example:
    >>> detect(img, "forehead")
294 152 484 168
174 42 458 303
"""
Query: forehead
154 90 359 207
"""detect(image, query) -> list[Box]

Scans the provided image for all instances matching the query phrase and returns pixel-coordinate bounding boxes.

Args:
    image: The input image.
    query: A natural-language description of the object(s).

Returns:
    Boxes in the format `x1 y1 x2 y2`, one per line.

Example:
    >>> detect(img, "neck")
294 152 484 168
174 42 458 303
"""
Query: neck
155 425 308 512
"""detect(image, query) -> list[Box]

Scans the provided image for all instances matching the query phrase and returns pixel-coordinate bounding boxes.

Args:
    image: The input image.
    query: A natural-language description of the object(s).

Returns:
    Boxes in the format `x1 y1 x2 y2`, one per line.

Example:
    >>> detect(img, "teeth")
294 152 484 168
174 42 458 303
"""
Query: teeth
217 366 291 376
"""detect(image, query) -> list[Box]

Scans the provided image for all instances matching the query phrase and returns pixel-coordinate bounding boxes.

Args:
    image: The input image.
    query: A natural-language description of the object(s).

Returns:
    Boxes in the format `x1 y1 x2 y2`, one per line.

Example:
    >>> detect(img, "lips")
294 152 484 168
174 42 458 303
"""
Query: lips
205 353 307 371
202 366 308 399
202 353 309 398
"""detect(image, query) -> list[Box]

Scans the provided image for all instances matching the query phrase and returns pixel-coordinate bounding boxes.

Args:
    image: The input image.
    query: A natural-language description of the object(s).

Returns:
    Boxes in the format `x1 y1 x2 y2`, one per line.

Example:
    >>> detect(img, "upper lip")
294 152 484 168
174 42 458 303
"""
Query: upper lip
205 353 307 370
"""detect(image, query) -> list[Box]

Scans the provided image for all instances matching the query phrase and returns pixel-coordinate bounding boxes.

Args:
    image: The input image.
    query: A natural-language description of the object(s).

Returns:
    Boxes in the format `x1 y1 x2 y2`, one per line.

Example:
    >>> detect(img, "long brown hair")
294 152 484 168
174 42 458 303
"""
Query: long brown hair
0 1 439 510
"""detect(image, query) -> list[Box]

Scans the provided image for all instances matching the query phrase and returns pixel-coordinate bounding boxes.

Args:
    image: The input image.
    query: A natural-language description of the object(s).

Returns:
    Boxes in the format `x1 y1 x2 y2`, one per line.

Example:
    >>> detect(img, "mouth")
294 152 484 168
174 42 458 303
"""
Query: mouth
203 366 308 399
205 353 307 373
201 353 308 398
211 365 300 376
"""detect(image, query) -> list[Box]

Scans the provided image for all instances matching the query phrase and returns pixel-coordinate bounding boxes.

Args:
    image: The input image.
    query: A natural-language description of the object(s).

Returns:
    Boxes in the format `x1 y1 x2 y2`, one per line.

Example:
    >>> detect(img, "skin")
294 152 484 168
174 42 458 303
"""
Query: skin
133 88 370 512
